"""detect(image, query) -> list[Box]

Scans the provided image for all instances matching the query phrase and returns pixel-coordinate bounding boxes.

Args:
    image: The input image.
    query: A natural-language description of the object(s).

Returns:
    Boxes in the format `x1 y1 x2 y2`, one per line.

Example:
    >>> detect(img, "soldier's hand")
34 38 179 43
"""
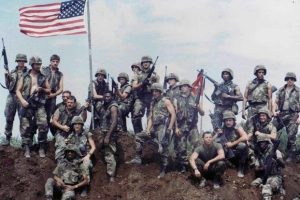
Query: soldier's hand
47 93 56 99
225 142 233 148
194 169 201 178
62 125 70 133
175 128 181 137
242 111 246 120
221 93 230 98
104 135 110 145
21 100 29 108
64 185 74 191
254 131 261 136
203 162 210 171
146 130 151 136
82 155 90 164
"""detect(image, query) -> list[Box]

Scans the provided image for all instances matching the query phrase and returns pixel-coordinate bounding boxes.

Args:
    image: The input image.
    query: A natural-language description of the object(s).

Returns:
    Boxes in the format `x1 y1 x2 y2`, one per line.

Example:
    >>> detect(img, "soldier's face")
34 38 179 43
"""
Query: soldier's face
152 90 161 99
224 118 234 127
203 133 213 145
142 62 151 69
74 123 83 133
104 93 112 103
222 72 231 81
259 113 268 123
17 60 26 67
256 70 265 79
32 63 42 72
180 85 191 94
97 74 105 81
286 78 295 86
50 59 60 68
168 79 176 86
118 77 126 84
62 93 71 103
66 99 75 110
66 151 76 160
132 66 140 73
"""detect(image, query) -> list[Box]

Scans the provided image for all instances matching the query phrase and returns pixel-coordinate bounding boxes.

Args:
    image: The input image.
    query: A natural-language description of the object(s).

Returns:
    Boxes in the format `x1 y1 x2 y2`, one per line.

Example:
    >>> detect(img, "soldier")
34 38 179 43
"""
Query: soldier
165 73 180 100
16 56 50 158
65 116 96 197
55 90 71 111
131 56 159 133
2 54 28 145
215 111 248 177
250 135 285 200
87 68 109 129
114 72 132 132
173 79 204 173
273 72 300 162
45 145 89 200
242 65 273 127
189 131 226 189
211 68 243 130
52 96 87 161
126 83 176 179
95 91 120 182
41 54 64 136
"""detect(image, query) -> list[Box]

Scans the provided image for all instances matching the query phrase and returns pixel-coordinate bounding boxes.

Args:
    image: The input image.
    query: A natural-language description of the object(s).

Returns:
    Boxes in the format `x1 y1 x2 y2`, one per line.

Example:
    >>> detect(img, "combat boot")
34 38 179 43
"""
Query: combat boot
213 175 221 189
2 136 11 146
81 186 88 197
109 176 115 182
46 195 53 200
39 143 46 158
179 164 186 174
24 145 31 158
237 163 245 178
125 155 142 165
199 178 207 188
157 166 166 179
286 151 296 163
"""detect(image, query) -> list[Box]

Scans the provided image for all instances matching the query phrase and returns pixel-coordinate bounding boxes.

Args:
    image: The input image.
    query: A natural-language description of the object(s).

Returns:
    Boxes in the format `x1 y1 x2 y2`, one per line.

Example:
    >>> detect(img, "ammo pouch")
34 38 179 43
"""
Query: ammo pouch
62 171 80 185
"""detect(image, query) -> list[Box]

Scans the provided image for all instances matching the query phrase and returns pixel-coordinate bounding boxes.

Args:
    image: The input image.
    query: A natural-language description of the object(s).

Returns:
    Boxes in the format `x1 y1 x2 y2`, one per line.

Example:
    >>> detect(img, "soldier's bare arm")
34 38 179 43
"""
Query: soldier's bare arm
51 76 63 98
242 84 249 118
66 175 89 191
52 109 69 132
205 147 225 169
104 105 118 144
16 77 28 108
54 175 65 188
189 152 201 177
165 99 176 130
228 127 248 147
92 82 104 100
146 111 153 135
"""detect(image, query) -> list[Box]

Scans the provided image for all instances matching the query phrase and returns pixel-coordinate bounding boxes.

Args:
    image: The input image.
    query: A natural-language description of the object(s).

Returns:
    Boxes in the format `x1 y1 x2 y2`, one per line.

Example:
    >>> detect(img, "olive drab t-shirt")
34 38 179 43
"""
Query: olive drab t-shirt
194 142 222 163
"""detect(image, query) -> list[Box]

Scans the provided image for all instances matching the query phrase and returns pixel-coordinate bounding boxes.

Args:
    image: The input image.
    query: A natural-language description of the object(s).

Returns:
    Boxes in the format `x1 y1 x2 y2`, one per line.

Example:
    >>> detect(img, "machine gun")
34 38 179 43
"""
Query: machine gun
204 73 230 102
141 56 159 86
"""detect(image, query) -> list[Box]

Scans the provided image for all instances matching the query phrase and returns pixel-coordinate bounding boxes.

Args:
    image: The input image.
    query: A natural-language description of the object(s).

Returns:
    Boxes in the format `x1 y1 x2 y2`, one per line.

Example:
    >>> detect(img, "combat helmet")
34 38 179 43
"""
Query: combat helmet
284 72 297 82
29 56 42 65
221 68 234 80
166 73 179 82
95 68 107 78
254 65 267 75
131 62 141 70
141 56 153 64
15 54 27 63
222 110 236 121
150 83 163 93
64 144 80 156
117 72 129 82
71 116 84 125
179 79 192 88
258 107 271 118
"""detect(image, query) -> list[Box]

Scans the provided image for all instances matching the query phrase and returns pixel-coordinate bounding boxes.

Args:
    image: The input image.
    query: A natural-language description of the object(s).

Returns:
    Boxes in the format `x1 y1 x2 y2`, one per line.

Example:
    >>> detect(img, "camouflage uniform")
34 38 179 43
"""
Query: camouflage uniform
274 72 300 159
165 73 181 100
19 69 48 146
174 92 200 166
194 142 226 180
131 56 159 133
3 60 28 142
45 146 88 200
96 101 120 177
41 65 63 133
53 104 83 161
211 68 242 130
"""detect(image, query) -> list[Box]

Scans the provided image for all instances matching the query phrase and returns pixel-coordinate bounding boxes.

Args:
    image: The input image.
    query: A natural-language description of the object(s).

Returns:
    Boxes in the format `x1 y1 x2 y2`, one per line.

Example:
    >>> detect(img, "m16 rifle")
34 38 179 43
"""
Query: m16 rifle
163 66 168 92
1 38 9 89
141 56 159 87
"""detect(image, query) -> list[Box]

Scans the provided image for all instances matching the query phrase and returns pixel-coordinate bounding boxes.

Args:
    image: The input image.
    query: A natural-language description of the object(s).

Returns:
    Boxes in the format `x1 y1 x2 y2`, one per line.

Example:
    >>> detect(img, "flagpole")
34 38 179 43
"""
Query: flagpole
86 0 94 129
200 77 205 135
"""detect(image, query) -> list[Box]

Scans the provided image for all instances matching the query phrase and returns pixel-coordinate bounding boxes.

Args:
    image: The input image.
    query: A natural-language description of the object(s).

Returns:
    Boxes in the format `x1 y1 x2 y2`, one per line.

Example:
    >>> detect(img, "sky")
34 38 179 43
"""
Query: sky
0 0 300 137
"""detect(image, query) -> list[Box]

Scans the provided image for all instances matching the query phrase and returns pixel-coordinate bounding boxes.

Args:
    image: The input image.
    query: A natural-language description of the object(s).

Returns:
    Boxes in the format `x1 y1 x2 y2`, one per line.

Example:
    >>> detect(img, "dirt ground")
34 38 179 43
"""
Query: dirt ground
0 132 299 200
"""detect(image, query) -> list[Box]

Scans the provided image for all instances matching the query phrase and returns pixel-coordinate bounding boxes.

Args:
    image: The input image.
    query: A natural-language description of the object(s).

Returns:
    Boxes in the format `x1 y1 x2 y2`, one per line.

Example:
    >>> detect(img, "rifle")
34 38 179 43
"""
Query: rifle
163 66 168 92
188 69 204 129
1 38 9 89
111 77 118 95
204 73 230 98
141 56 159 86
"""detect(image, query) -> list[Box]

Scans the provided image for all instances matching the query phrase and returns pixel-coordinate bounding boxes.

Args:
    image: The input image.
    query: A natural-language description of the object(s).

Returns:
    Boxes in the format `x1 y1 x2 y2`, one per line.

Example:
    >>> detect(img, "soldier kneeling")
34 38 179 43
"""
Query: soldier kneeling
45 145 89 200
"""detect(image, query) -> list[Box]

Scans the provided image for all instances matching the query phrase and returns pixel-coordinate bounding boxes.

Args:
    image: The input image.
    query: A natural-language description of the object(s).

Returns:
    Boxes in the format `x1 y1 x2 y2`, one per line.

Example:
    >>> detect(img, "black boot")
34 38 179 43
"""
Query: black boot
2 136 11 146
24 145 31 158
39 143 46 158
157 166 166 179
237 163 245 178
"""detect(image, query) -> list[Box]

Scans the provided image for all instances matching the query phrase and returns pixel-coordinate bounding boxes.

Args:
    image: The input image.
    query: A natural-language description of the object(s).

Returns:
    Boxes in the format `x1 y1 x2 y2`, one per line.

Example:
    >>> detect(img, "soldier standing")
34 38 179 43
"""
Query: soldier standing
114 72 132 132
2 54 28 145
165 73 180 100
45 145 89 200
273 72 300 162
52 96 87 161
96 91 120 182
211 68 243 130
87 68 108 129
41 54 64 135
131 56 159 133
126 83 176 179
215 111 248 177
173 79 204 173
243 65 273 124
189 131 226 189
16 56 50 158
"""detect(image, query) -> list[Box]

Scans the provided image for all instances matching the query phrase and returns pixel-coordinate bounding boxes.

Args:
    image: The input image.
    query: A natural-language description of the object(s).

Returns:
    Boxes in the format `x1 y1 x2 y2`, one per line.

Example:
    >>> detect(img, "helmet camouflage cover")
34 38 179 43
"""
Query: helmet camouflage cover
95 68 107 78
141 56 153 64
29 56 42 65
254 65 267 75
71 116 84 125
117 72 129 82
221 68 234 79
166 73 179 82
284 72 297 81
151 83 163 92
222 110 236 120
15 54 27 62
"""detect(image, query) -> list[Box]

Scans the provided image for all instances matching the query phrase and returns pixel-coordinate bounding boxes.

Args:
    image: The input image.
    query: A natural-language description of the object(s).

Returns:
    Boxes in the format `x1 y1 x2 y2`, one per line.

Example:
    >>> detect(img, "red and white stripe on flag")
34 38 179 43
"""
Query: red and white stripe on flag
19 0 86 37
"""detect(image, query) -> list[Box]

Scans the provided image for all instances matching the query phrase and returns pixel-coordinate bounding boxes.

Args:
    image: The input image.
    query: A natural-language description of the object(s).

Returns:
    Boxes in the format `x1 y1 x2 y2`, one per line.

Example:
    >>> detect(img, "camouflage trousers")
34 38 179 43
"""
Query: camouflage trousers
97 131 117 177
135 124 169 167
118 102 131 132
175 127 200 165
196 159 226 177
55 133 68 162
273 112 299 153
4 93 21 138
212 104 233 130
231 143 248 164
44 97 57 134
244 103 268 133
45 178 75 200
131 98 145 134
261 175 283 199
20 106 48 145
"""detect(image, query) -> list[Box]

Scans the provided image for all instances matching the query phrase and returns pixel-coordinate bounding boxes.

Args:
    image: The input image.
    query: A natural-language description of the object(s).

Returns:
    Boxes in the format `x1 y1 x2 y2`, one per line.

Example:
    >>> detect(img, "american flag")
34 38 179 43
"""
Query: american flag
19 0 86 37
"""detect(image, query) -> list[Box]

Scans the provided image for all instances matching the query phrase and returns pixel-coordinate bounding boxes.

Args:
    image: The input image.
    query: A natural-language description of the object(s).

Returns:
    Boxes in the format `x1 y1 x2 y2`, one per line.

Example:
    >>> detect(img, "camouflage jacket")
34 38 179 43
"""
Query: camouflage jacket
221 124 240 142
22 69 47 102
98 101 121 131
66 129 92 157
212 81 237 106
118 83 133 105
247 79 269 104
165 84 181 100
41 66 63 93
277 84 300 112
5 66 27 93
150 96 169 126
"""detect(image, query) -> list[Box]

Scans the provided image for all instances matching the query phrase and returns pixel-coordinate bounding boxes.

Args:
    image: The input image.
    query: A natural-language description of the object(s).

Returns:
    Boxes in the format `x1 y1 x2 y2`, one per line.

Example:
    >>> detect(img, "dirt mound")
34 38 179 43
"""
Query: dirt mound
0 133 300 200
